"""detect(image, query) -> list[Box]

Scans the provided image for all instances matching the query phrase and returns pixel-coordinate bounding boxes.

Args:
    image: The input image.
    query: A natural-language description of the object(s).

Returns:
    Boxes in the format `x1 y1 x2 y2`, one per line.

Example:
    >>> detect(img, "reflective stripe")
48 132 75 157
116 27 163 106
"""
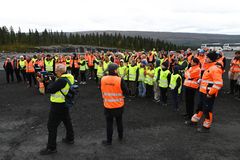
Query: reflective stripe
184 80 198 84
103 92 123 96
50 94 65 99
214 81 223 85
104 98 124 102
201 80 214 84
212 85 221 90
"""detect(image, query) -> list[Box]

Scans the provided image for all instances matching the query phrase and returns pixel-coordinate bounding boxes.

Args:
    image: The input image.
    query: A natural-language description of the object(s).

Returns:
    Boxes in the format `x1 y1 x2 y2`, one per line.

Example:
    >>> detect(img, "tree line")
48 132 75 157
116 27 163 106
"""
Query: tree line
0 26 187 52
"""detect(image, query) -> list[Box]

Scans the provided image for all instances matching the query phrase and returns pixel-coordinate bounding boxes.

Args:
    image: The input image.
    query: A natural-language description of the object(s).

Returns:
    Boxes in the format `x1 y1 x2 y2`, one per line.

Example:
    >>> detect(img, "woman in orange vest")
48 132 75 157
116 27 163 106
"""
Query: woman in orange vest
100 63 128 146
191 52 223 133
71 53 80 80
183 58 201 122
228 51 240 95
25 56 37 87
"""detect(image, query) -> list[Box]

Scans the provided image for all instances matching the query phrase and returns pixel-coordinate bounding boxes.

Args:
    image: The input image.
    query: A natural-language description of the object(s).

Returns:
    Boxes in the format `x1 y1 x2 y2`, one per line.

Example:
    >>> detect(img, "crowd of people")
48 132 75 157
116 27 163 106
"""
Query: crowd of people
2 48 240 155
2 49 240 128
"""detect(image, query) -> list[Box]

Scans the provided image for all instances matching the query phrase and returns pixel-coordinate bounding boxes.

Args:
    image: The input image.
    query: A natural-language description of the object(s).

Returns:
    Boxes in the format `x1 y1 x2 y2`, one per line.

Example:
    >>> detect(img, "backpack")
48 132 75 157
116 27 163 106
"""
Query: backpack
60 78 78 108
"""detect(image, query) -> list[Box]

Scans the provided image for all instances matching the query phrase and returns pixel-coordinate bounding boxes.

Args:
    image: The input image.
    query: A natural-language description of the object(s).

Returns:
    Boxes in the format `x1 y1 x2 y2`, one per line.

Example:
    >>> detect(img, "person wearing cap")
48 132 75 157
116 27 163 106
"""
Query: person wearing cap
183 58 201 122
3 57 14 83
195 49 206 75
100 63 128 146
191 51 223 133
169 65 182 111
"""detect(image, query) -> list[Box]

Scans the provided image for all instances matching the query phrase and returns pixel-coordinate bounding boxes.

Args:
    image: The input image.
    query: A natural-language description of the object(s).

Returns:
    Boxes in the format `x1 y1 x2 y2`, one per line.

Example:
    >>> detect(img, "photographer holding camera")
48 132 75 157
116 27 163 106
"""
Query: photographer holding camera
40 64 75 155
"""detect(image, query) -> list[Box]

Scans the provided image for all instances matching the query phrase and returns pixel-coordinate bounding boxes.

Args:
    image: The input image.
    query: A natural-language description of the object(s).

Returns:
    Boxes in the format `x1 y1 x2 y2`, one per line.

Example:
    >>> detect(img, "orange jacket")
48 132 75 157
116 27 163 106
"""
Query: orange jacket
70 59 80 68
26 60 35 73
196 55 206 71
187 54 193 63
101 76 124 109
199 62 223 96
230 59 240 73
184 65 201 89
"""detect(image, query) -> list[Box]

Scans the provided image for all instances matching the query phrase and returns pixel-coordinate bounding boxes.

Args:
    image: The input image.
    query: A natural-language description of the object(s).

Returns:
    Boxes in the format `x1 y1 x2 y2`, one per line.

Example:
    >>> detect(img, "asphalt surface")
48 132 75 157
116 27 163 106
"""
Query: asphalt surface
0 61 239 160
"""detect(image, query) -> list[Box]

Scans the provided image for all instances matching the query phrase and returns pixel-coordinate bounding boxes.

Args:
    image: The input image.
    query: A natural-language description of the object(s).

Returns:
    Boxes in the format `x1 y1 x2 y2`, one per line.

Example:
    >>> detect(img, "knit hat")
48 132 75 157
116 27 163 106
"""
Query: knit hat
107 63 119 72
207 51 218 62
192 58 200 64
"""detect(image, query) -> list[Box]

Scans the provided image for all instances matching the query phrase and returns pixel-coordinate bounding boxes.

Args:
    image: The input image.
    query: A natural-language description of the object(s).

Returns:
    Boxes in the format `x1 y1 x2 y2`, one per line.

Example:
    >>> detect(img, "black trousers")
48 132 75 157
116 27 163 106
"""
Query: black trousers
146 84 154 98
80 71 86 82
20 70 27 82
5 70 14 83
72 69 79 80
104 107 124 143
128 81 137 97
14 69 22 82
185 87 197 119
196 93 215 119
26 72 36 86
47 103 74 150
88 66 95 79
160 87 168 104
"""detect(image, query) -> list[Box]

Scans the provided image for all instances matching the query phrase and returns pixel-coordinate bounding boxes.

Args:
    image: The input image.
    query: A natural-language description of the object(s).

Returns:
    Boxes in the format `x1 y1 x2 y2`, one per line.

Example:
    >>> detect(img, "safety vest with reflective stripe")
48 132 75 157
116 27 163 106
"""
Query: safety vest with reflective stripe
94 59 99 69
138 67 145 82
230 59 240 73
199 62 223 96
184 65 201 89
66 59 71 68
79 60 87 71
103 61 111 71
19 60 26 69
118 66 127 80
25 60 35 73
50 74 74 103
101 76 124 109
145 69 154 85
159 69 170 88
128 65 138 81
178 60 188 71
196 55 206 71
153 67 161 81
97 66 104 78
45 59 54 72
169 74 182 94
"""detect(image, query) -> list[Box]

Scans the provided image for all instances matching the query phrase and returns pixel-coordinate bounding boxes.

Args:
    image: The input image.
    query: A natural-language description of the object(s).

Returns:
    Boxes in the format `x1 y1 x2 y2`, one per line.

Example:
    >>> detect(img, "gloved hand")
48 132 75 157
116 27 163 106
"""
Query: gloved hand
197 79 202 84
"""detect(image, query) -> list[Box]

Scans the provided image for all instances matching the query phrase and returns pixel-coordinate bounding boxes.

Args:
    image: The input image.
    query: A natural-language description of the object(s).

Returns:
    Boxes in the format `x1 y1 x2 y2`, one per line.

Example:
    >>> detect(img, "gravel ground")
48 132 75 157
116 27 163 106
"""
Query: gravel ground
0 60 239 160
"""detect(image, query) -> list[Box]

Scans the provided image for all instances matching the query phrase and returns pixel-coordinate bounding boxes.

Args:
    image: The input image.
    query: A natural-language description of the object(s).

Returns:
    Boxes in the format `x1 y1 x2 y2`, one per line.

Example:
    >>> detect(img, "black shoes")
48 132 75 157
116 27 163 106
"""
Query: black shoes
184 120 197 127
40 148 57 155
102 140 112 146
197 127 210 133
62 138 74 144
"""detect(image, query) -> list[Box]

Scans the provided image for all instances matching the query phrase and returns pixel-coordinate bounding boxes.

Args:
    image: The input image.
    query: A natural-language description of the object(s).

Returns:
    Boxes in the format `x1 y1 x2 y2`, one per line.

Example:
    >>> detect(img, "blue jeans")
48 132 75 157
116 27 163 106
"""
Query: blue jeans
138 82 146 97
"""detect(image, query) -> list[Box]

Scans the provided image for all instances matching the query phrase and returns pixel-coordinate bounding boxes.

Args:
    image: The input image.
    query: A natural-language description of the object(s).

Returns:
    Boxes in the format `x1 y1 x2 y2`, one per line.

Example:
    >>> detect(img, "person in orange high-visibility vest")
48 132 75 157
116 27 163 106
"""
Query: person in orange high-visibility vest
25 56 37 87
228 51 240 96
71 53 80 80
183 58 201 122
100 63 128 146
191 51 223 133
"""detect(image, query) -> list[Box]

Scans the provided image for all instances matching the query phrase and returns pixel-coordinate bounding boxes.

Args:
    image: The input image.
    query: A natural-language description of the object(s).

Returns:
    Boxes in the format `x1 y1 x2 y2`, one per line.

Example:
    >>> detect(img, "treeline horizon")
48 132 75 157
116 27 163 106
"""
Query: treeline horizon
0 26 187 52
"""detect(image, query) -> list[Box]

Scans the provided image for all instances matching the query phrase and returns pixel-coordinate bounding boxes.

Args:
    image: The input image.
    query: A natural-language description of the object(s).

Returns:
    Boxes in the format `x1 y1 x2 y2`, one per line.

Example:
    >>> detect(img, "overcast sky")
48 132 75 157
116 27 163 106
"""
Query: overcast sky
1 0 240 34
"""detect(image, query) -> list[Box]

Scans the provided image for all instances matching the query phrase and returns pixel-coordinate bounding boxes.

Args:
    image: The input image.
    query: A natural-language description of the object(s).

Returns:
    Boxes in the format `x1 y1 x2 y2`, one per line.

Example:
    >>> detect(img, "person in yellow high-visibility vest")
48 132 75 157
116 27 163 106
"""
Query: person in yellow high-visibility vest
169 66 182 111
128 59 139 97
40 64 74 155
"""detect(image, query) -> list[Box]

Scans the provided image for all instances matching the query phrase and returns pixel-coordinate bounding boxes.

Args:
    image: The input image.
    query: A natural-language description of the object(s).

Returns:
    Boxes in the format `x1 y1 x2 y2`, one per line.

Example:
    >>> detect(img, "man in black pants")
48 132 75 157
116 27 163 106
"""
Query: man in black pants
100 63 128 145
40 64 74 155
